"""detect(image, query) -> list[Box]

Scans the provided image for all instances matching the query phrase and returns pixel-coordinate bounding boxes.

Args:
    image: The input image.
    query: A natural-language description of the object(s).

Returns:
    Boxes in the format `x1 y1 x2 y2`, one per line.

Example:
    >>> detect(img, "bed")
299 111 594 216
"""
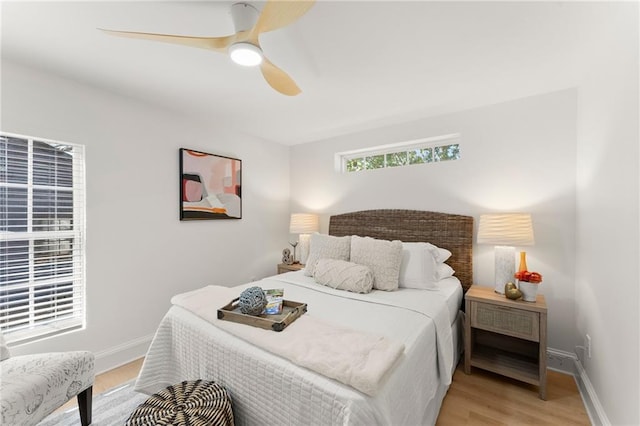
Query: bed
134 209 473 425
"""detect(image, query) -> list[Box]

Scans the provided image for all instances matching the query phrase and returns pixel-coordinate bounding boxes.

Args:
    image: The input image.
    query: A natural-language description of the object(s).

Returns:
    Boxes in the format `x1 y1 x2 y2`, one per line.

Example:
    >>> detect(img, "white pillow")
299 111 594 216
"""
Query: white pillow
399 242 438 289
313 258 373 294
303 233 351 277
428 243 452 263
436 263 455 281
350 236 403 291
0 332 10 361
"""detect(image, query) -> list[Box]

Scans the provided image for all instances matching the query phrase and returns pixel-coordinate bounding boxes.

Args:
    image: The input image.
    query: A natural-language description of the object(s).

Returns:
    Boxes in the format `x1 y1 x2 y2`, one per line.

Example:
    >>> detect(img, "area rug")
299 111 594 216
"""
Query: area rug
40 381 148 426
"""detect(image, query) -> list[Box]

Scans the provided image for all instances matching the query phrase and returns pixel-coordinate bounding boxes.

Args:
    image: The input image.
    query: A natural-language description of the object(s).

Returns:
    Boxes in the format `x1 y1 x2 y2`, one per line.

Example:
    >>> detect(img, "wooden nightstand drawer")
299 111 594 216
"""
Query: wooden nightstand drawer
470 301 540 342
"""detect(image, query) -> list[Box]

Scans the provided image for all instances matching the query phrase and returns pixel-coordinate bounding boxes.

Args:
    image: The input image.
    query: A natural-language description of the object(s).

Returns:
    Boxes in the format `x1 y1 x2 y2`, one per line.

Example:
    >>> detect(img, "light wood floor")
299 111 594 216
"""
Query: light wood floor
57 358 144 413
437 364 591 425
62 358 590 425
92 358 145 395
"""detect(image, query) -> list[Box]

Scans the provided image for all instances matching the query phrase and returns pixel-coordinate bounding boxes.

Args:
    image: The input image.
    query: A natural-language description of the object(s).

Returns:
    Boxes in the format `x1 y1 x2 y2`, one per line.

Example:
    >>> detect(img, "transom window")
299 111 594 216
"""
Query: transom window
336 134 461 173
0 133 86 344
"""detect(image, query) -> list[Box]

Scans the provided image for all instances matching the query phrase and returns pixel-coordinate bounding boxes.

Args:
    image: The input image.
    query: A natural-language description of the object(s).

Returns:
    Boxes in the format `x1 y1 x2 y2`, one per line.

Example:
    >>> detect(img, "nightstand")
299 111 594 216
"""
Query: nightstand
277 263 305 274
464 286 548 399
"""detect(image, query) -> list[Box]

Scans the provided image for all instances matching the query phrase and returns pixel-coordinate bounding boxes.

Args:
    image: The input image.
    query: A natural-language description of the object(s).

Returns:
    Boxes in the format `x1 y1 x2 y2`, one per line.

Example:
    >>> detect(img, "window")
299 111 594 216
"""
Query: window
336 134 461 173
0 133 86 344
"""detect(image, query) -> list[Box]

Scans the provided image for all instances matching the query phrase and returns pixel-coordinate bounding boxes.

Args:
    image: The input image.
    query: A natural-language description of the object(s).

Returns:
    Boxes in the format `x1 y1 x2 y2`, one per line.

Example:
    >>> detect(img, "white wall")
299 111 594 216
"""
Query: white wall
290 89 578 353
574 3 639 425
1 60 290 372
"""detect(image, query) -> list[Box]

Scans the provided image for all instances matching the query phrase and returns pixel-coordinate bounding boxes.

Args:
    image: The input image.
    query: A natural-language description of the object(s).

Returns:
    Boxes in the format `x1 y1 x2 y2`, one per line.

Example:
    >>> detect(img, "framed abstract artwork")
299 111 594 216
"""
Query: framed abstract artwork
179 148 242 220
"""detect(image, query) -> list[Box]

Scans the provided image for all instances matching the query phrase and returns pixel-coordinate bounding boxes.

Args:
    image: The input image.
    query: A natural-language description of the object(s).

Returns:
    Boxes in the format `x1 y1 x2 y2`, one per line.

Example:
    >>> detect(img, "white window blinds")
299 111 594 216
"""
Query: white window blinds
0 133 86 344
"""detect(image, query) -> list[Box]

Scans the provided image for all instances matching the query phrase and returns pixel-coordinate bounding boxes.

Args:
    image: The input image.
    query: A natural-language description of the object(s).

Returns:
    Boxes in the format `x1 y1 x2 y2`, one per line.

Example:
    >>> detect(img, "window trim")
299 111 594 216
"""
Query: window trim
1 132 86 344
335 133 461 173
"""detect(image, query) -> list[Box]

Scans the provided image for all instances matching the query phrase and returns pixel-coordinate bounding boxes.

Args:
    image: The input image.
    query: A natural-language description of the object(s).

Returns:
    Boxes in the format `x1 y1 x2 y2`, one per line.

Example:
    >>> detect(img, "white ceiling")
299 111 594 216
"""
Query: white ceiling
2 1 598 145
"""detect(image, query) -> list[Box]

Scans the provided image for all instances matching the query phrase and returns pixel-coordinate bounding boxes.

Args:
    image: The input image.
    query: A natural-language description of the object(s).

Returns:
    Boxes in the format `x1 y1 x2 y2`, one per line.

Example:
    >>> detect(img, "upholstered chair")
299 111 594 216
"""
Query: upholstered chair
0 333 95 426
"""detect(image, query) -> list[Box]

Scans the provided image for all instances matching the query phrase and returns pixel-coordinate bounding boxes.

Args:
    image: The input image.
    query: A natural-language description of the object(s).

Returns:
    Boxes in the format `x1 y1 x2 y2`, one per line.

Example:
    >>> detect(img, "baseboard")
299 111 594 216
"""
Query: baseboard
93 334 153 375
546 347 609 426
547 347 577 375
573 358 611 426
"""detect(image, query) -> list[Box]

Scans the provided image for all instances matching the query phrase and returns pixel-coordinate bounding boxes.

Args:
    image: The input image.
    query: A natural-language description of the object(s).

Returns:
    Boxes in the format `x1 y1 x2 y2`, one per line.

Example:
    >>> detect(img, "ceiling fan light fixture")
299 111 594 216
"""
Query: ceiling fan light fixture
229 42 263 67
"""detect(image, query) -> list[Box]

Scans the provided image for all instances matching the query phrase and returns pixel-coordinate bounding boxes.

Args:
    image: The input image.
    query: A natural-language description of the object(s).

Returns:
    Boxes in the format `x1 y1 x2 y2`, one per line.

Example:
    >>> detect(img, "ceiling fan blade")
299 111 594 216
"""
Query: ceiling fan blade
99 28 235 53
260 57 301 96
254 0 316 35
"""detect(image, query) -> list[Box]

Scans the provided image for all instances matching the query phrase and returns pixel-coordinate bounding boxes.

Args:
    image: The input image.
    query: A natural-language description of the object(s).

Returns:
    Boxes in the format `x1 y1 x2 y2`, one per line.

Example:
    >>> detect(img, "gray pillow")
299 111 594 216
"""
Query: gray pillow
350 236 403 291
313 258 374 294
303 233 351 277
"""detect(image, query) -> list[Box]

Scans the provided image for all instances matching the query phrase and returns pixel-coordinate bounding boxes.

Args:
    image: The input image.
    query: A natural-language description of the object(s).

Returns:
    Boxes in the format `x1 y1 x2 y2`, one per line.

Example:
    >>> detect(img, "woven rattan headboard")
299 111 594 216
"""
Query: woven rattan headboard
328 209 474 292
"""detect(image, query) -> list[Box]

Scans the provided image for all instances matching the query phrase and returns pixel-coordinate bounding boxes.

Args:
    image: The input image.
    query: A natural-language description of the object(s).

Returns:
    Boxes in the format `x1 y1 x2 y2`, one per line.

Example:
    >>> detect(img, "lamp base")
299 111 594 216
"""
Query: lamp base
494 246 515 294
289 241 298 263
299 234 311 264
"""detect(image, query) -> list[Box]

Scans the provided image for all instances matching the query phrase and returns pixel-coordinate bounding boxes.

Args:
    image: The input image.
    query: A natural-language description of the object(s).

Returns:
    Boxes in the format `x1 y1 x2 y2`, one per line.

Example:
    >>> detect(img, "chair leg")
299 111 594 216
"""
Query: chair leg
77 385 93 426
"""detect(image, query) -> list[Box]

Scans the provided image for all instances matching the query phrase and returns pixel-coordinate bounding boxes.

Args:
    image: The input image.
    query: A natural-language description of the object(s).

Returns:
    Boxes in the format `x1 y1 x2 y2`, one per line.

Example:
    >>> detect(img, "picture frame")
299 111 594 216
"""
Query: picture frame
179 148 242 220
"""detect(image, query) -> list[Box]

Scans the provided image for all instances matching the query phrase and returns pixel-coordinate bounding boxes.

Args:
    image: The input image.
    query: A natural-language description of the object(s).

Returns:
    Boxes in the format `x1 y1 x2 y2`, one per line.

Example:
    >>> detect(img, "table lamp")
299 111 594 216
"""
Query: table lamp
477 213 535 294
289 213 319 264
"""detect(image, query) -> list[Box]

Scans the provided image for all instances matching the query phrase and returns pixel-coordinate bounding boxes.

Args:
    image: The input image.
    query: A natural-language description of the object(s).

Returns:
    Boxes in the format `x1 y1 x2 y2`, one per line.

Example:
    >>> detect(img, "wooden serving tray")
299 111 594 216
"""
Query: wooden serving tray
217 299 307 332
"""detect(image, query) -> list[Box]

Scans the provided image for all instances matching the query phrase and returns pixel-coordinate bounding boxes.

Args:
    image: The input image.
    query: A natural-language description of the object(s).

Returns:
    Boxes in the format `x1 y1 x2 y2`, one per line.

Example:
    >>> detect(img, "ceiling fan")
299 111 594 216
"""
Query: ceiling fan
100 0 315 96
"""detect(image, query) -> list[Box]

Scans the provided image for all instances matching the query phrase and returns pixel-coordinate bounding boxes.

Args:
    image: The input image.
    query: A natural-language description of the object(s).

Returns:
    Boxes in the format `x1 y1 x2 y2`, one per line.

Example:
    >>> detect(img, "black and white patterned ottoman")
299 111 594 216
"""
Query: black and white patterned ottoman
126 380 234 426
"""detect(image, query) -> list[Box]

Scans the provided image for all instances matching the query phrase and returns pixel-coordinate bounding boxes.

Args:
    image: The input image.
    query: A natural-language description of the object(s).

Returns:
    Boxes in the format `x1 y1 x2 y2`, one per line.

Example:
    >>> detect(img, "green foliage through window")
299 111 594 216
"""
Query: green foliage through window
386 152 408 167
343 140 460 173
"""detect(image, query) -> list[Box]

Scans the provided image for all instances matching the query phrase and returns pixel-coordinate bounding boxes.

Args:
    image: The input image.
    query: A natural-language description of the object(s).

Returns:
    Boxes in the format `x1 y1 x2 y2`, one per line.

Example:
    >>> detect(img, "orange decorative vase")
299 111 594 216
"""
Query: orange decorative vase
519 251 528 272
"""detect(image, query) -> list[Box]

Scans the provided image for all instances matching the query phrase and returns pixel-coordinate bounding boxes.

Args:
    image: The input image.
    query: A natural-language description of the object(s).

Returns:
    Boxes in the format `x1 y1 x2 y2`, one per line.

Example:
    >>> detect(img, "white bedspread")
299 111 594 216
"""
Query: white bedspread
171 285 405 396
135 272 460 425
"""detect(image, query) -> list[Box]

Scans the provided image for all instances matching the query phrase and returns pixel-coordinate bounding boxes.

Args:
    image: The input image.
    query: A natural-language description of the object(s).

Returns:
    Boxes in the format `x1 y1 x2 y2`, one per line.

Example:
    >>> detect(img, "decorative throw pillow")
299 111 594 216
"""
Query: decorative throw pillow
313 258 374 294
350 236 403 291
399 242 439 290
303 233 351 277
0 332 10 361
436 263 455 281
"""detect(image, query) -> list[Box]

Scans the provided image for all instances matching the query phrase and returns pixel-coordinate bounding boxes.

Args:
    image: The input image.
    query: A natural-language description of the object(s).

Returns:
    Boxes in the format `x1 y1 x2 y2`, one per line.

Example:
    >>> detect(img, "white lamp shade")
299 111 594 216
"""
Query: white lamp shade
289 213 319 234
477 213 535 246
